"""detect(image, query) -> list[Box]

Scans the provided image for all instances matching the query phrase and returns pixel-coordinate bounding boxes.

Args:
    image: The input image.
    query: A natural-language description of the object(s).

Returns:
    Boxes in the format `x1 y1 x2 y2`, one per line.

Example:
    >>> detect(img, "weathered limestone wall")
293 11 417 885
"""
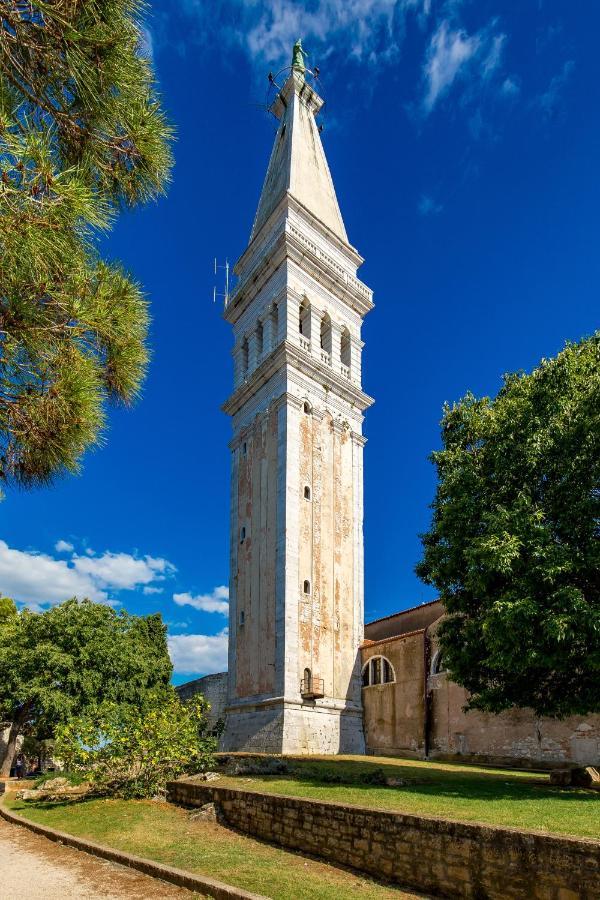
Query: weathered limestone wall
298 409 359 705
167 781 600 900
362 633 425 756
176 673 228 732
429 672 600 768
234 406 280 700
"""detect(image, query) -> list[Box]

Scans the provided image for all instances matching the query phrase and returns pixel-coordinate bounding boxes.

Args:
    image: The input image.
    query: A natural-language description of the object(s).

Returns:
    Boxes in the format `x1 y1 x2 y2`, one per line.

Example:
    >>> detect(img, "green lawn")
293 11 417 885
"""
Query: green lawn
3 794 417 900
216 754 600 840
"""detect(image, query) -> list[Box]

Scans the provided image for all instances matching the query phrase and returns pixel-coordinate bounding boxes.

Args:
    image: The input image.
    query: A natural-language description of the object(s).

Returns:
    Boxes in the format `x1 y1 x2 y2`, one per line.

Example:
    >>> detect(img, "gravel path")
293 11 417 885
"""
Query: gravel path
0 811 199 899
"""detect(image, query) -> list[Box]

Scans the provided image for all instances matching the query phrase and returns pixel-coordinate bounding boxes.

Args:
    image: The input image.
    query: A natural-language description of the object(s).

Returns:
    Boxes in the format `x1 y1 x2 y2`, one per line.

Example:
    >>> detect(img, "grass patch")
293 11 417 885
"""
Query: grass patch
217 754 600 840
3 794 416 900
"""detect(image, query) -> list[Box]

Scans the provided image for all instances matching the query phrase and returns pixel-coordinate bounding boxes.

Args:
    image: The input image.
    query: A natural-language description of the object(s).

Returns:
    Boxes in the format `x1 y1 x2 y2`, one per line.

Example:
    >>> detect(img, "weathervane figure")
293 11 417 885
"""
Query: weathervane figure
291 39 308 74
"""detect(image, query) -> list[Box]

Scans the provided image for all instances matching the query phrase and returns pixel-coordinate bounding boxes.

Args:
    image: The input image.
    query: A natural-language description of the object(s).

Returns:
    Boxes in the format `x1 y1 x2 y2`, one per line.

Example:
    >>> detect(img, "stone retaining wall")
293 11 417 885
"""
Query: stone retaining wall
167 779 600 899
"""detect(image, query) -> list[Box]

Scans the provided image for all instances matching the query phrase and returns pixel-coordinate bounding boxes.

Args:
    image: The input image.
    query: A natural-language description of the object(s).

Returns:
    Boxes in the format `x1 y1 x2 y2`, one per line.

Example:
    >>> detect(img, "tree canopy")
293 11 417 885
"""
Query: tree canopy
0 0 173 491
0 597 172 775
417 334 600 718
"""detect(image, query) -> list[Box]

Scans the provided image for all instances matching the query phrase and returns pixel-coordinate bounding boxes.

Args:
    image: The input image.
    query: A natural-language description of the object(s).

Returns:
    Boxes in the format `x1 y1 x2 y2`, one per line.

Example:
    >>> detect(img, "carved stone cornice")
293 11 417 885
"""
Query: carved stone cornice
222 340 374 418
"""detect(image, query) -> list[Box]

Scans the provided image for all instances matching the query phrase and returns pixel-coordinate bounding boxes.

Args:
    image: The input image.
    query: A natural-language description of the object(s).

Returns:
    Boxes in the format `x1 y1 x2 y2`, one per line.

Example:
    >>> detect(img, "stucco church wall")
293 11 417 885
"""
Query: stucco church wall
362 633 425 756
364 601 443 642
429 672 600 768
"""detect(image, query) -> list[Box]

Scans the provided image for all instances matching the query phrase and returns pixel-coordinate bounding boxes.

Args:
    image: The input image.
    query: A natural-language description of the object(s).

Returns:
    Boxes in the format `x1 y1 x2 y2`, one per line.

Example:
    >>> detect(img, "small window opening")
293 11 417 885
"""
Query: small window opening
256 321 263 358
239 610 245 627
242 441 247 456
303 579 311 595
303 400 312 414
304 485 311 500
304 667 312 690
240 526 246 543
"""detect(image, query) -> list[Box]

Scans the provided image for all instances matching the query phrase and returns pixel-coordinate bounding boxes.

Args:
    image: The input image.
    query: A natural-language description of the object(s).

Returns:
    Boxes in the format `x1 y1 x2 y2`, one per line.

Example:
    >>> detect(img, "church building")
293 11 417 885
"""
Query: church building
178 47 599 768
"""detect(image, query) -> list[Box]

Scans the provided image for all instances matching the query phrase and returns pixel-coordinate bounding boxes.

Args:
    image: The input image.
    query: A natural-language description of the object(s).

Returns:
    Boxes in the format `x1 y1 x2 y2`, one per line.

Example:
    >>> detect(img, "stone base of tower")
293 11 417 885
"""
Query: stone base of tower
222 700 365 755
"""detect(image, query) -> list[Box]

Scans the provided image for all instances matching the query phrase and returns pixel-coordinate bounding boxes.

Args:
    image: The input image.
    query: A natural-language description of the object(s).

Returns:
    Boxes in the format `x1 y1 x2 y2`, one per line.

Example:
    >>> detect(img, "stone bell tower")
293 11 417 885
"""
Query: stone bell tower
221 51 374 754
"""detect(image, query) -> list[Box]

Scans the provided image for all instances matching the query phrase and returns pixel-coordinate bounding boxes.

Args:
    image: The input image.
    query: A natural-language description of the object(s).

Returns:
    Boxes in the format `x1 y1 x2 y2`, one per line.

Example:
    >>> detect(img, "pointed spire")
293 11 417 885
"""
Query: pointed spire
251 67 348 244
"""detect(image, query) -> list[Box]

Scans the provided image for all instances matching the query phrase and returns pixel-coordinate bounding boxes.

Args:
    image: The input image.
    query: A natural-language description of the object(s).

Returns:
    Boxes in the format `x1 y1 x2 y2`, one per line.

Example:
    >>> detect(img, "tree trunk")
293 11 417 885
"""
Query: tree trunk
0 719 20 777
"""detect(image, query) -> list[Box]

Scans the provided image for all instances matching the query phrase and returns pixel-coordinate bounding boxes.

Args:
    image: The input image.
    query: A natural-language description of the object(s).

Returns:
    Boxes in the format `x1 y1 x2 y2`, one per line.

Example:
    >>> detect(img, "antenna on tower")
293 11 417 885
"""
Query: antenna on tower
213 258 230 308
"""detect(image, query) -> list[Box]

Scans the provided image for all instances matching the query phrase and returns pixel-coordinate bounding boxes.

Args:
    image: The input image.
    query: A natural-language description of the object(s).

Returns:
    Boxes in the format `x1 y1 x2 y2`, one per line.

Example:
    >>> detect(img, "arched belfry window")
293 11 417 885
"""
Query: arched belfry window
340 327 351 370
241 338 249 377
271 303 279 348
320 313 332 357
362 655 395 687
256 320 264 358
299 297 311 340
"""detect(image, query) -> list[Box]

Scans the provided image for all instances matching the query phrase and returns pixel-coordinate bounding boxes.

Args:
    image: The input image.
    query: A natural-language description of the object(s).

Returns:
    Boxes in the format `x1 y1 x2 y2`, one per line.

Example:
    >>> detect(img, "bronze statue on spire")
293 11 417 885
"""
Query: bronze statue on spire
291 39 308 74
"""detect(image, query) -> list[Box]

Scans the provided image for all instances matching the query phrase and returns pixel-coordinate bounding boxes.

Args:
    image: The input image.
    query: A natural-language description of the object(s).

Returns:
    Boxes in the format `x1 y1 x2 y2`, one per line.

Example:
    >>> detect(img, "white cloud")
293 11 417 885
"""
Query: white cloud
422 18 507 114
501 76 520 99
72 552 174 590
54 540 74 554
173 585 229 616
168 629 229 676
537 60 574 120
0 540 175 609
418 193 443 216
422 21 481 112
178 0 427 70
143 586 164 595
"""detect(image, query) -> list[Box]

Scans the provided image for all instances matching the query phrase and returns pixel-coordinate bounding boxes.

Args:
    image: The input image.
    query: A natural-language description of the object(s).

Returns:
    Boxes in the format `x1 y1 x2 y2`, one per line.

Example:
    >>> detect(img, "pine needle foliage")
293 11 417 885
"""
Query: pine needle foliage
0 1 173 490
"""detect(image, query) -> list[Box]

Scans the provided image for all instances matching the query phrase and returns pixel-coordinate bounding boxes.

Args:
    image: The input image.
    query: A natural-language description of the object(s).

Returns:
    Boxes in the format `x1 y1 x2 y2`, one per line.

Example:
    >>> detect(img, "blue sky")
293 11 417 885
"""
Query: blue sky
1 0 598 682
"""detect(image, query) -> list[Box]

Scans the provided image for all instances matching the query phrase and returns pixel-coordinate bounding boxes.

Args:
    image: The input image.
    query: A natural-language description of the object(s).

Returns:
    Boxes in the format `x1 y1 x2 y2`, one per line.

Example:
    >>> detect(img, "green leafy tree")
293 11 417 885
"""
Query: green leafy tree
56 692 216 798
0 0 173 491
417 335 600 718
0 598 172 776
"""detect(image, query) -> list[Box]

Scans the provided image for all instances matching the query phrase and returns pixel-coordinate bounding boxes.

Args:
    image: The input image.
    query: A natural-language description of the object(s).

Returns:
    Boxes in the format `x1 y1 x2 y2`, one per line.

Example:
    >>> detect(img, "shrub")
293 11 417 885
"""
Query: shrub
55 691 216 799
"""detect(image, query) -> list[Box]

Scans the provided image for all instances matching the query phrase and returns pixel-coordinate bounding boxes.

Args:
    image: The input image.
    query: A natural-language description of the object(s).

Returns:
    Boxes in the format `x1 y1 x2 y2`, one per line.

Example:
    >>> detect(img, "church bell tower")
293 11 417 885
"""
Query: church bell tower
222 52 374 753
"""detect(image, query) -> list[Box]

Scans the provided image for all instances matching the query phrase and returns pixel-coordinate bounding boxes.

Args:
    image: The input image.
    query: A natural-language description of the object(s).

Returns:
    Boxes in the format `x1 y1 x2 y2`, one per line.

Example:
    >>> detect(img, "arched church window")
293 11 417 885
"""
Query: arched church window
299 297 311 339
340 327 351 370
431 650 447 675
256 320 263 359
362 655 395 687
303 579 311 595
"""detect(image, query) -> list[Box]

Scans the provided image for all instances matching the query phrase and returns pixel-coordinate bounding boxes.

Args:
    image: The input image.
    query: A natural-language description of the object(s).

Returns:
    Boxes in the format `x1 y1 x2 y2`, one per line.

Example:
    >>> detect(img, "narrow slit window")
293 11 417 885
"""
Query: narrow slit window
303 401 312 414
240 526 246 543
239 610 245 627
304 485 311 500
303 579 311 595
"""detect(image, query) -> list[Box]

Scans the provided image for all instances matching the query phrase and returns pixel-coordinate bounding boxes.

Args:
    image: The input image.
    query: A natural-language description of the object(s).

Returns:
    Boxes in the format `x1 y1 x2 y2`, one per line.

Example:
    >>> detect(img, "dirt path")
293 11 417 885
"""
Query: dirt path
0 811 200 900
